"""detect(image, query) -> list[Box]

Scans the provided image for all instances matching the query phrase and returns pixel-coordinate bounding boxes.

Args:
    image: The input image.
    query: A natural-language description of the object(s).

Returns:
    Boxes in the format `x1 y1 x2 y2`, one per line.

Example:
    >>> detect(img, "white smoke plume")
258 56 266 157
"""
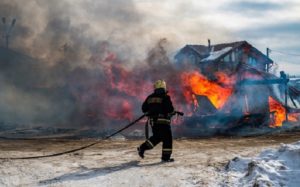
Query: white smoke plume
0 0 232 130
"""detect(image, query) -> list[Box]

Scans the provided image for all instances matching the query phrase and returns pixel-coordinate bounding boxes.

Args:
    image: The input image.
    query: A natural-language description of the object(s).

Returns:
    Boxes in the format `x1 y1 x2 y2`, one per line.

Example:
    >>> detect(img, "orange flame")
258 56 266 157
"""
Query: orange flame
269 97 299 127
105 100 133 121
215 72 236 86
289 113 299 122
269 97 285 127
181 71 233 110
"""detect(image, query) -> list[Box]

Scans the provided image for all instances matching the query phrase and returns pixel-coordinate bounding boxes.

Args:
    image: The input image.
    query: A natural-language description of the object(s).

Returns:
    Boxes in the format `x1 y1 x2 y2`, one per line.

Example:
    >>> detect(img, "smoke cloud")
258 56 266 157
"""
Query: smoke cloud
2 0 225 130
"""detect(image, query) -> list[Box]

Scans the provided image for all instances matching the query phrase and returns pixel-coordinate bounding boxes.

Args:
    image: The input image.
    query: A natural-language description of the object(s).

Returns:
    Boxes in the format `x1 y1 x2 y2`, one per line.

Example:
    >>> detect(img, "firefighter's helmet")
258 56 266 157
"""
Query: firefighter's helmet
154 80 166 90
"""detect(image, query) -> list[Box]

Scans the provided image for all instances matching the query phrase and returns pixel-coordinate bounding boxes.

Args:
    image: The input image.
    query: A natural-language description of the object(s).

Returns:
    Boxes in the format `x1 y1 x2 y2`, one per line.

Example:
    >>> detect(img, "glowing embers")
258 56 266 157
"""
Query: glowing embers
268 96 299 127
105 99 133 121
269 97 285 127
288 113 300 125
181 71 234 111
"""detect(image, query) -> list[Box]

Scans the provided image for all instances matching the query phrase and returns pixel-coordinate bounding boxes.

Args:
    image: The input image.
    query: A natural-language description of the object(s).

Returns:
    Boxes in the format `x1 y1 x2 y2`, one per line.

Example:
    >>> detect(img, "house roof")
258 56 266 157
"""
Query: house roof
178 41 273 64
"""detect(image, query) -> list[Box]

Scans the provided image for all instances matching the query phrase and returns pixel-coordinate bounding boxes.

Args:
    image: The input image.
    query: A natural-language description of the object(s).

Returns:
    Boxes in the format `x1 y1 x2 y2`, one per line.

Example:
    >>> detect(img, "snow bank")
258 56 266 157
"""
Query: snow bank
225 141 300 187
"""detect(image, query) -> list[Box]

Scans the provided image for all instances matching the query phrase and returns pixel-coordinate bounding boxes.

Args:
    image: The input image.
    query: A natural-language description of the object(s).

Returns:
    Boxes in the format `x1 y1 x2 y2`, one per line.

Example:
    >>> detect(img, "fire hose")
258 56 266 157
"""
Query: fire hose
0 111 183 160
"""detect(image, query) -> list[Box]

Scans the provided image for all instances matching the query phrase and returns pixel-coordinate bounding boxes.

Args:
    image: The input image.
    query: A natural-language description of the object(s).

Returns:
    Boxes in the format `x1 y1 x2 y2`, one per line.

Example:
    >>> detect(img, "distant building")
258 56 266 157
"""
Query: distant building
175 41 273 77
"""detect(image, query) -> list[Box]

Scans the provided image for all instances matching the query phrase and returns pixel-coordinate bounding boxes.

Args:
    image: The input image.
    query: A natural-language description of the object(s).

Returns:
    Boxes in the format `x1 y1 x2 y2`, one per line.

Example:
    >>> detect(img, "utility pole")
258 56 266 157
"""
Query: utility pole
280 71 289 123
266 47 270 72
1 17 16 48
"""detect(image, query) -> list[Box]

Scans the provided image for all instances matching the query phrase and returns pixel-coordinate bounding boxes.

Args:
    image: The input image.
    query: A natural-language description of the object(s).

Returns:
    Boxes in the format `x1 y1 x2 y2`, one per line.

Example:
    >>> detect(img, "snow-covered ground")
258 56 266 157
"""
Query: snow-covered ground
0 133 300 187
225 141 300 187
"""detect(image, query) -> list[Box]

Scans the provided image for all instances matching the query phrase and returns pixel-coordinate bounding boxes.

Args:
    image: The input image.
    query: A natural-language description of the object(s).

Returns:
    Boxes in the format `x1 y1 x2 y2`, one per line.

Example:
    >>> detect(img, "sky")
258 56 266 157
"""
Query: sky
1 0 300 74
133 0 300 75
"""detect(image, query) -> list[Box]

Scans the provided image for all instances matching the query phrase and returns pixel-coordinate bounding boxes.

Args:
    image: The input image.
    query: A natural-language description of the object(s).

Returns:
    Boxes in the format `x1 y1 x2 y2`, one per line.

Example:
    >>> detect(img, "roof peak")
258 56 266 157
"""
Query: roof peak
186 40 247 47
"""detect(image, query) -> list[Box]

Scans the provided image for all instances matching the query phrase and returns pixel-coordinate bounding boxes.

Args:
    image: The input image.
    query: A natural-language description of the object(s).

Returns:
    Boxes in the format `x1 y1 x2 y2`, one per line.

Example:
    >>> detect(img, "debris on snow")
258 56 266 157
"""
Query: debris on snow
225 141 300 187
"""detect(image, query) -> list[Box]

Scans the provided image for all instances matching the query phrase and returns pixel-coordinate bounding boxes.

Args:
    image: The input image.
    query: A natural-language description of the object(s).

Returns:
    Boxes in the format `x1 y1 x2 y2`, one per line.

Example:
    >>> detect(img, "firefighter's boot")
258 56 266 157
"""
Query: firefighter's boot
161 158 175 162
137 147 145 159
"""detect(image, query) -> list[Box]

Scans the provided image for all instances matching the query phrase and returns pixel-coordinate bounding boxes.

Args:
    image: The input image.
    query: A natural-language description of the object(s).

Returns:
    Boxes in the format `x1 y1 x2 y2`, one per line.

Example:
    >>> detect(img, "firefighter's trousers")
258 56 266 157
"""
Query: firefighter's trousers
139 123 172 160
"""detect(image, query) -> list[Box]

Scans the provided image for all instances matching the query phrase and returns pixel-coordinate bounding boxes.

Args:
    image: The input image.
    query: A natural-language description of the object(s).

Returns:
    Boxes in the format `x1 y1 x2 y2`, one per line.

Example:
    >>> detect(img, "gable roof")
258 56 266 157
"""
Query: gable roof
185 45 209 57
177 41 273 64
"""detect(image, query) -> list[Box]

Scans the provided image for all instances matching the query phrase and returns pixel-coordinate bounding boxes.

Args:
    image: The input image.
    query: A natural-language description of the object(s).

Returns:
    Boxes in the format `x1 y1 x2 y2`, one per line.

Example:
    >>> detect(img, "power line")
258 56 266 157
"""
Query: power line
270 49 300 57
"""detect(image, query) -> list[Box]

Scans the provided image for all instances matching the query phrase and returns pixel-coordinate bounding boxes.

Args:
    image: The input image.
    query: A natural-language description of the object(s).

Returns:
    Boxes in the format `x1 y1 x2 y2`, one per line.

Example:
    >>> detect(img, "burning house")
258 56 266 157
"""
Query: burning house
1 39 300 138
175 41 300 136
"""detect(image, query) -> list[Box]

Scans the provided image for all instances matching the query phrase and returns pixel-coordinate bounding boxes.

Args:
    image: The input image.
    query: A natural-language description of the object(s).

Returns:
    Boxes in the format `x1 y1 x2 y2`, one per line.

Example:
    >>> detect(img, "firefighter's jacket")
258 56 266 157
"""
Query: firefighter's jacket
142 88 174 124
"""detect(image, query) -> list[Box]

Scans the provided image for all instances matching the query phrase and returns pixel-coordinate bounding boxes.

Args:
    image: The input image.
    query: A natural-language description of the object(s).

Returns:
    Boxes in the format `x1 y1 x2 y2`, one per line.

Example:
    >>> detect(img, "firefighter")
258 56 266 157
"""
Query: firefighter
138 80 175 162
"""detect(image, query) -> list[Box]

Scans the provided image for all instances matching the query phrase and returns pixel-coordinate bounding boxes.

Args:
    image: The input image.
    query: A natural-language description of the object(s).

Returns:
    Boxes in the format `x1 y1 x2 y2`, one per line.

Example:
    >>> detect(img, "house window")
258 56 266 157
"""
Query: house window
248 57 257 66
231 52 235 62
223 54 230 63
